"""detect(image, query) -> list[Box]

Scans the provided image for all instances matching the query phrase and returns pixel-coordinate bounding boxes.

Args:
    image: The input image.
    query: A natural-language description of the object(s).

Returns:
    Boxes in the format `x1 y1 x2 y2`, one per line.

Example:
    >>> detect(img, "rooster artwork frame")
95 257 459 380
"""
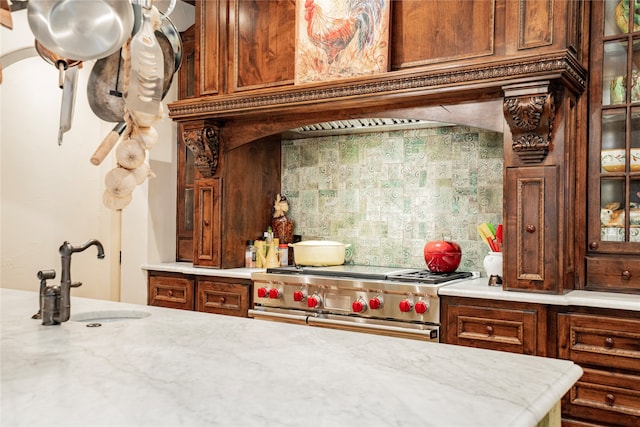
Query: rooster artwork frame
295 0 391 84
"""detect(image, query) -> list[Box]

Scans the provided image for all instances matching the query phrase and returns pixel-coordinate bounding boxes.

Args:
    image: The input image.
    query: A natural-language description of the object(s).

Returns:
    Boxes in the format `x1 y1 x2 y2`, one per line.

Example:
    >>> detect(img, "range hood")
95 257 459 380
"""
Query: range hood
281 118 453 139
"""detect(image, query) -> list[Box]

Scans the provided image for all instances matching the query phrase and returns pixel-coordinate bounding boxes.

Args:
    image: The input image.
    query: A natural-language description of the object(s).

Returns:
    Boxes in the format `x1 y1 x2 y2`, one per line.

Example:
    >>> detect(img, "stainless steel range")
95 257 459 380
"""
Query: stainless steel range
249 265 473 342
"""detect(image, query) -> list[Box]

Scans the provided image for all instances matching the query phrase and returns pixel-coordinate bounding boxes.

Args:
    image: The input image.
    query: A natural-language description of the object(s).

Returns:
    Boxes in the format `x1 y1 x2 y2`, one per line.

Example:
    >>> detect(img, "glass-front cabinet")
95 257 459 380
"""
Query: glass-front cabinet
588 0 640 293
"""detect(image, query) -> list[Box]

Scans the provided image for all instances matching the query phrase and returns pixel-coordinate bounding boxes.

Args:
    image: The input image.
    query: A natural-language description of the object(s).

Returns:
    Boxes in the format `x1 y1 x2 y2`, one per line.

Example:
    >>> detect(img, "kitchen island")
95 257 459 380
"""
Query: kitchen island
1 288 581 427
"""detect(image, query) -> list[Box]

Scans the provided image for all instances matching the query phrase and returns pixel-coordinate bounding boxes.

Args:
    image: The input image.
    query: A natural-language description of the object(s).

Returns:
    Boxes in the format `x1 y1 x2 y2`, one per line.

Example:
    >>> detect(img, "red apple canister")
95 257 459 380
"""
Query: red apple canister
423 240 462 273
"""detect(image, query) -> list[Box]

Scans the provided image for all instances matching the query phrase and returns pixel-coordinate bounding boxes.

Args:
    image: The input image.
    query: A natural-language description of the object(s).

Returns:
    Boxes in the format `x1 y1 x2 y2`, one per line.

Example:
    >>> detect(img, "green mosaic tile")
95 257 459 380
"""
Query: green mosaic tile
282 124 503 270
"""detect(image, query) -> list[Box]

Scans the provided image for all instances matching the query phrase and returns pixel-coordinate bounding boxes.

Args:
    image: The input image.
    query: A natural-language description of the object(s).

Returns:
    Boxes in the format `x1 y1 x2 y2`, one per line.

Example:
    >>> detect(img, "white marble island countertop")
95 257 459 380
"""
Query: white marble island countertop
1 288 581 427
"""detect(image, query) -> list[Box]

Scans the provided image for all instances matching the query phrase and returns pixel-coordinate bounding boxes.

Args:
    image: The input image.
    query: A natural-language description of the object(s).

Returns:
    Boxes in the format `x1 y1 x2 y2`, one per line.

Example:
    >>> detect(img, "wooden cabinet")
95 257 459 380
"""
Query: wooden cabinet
558 311 640 426
196 277 251 317
147 271 252 318
176 25 196 262
441 297 549 356
147 272 195 310
170 0 589 286
504 166 560 293
586 0 640 294
196 0 224 95
194 177 222 267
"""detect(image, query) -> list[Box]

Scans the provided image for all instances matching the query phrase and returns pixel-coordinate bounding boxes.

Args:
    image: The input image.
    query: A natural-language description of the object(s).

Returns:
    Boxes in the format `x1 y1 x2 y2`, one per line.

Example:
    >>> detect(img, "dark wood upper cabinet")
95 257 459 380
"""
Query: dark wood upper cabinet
585 0 640 294
229 0 296 92
171 0 639 298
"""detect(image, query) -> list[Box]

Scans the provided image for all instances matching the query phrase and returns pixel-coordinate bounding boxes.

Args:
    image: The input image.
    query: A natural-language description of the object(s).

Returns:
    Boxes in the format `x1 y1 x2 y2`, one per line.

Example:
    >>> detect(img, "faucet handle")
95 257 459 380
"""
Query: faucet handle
37 270 56 281
33 269 57 319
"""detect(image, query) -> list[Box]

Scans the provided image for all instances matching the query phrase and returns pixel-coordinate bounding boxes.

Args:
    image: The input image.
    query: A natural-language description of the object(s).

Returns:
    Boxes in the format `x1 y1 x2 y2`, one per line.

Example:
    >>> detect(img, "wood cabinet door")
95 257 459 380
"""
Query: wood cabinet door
504 166 559 292
585 0 640 294
196 0 224 95
194 177 222 267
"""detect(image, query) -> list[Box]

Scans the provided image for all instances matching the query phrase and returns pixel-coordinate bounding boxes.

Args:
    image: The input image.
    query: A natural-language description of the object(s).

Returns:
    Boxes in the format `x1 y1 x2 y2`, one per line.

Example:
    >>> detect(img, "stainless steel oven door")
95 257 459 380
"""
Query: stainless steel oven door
249 307 439 342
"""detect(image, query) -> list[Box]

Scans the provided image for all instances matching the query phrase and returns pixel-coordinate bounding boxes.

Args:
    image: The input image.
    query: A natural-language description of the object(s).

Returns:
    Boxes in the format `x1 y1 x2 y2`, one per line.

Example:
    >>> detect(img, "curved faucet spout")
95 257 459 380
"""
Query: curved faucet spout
55 239 105 323
59 239 105 259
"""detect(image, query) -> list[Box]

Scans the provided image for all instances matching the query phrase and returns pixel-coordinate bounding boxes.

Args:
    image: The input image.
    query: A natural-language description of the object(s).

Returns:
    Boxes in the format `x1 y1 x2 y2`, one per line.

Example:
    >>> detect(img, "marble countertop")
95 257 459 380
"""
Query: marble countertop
143 263 640 312
142 262 263 280
1 288 581 427
439 278 640 311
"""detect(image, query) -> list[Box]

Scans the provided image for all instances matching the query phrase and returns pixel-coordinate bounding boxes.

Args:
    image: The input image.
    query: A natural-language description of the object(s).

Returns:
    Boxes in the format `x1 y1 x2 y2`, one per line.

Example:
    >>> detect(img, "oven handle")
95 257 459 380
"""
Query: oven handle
248 308 308 324
307 316 439 341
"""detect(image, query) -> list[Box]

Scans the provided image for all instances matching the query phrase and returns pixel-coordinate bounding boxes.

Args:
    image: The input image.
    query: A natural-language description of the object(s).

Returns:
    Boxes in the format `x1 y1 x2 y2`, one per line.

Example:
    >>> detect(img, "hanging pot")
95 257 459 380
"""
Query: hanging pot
87 14 182 123
87 14 182 165
27 0 135 61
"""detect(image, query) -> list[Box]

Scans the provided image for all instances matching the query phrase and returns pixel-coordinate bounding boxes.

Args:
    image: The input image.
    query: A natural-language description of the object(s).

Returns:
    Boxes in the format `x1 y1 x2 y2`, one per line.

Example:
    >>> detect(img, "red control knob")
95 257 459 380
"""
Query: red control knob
268 288 281 299
257 287 269 298
399 300 413 312
352 299 367 313
307 295 321 308
415 300 429 314
369 296 383 310
293 290 306 302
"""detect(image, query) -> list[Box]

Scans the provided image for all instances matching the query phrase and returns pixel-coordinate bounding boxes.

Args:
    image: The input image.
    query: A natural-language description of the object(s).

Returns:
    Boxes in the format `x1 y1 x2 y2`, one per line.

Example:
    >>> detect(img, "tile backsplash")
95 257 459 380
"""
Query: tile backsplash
280 125 503 272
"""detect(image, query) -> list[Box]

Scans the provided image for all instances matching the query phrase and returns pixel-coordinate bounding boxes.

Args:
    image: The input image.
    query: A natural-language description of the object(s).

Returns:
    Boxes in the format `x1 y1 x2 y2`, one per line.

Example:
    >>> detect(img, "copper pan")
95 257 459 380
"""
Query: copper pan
35 40 81 87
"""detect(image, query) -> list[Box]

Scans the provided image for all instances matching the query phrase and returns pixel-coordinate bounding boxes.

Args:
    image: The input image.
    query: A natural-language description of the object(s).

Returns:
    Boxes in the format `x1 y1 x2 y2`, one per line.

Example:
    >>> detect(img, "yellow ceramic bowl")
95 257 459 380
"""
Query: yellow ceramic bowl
601 149 625 172
601 149 640 172
632 148 640 171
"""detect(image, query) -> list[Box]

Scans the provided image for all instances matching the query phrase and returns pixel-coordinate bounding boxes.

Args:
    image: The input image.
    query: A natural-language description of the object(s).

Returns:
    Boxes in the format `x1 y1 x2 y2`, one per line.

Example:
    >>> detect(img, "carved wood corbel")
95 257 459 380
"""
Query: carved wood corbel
502 82 555 164
182 125 220 177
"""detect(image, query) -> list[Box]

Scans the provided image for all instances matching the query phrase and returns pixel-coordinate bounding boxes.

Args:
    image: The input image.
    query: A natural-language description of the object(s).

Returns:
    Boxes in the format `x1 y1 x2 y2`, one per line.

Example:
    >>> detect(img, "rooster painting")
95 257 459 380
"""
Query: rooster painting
295 0 389 83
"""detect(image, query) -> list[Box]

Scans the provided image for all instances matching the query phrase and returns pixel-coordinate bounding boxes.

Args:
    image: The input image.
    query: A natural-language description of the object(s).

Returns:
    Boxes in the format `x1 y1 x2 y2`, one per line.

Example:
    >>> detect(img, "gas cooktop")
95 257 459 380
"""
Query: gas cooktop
265 265 472 284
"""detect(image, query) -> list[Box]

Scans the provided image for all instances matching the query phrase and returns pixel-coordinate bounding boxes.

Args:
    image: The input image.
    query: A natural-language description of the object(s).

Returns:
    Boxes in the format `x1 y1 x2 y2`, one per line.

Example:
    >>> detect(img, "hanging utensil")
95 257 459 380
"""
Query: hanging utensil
87 13 182 123
58 65 78 145
27 0 134 61
125 2 164 116
87 13 182 165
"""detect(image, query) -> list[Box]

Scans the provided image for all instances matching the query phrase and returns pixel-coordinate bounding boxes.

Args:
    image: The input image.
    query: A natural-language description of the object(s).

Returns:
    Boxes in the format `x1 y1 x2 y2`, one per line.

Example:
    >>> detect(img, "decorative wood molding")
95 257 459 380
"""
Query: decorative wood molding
502 82 555 164
182 125 220 178
169 51 586 121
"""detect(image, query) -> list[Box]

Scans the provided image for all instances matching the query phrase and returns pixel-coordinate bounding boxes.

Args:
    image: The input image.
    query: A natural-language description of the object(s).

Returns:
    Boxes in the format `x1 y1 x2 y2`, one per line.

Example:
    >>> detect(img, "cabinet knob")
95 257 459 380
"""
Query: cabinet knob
168 290 173 297
605 393 615 406
621 270 631 280
588 241 599 250
604 337 614 348
525 225 536 233
218 297 226 304
486 325 494 335
204 220 210 226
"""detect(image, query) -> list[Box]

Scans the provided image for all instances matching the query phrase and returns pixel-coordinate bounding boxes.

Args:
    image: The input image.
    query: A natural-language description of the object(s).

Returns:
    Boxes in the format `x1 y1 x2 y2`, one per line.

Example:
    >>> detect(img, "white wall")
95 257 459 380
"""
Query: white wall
1 10 177 304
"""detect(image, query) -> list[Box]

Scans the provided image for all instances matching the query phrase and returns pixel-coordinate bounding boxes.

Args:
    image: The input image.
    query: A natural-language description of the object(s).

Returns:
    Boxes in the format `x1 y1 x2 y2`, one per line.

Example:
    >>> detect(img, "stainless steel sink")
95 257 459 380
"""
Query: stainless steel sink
70 310 151 323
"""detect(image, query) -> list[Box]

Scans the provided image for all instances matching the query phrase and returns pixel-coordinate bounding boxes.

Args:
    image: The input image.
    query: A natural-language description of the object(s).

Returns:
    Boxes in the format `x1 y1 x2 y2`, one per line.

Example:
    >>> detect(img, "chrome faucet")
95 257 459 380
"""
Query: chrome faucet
35 239 105 325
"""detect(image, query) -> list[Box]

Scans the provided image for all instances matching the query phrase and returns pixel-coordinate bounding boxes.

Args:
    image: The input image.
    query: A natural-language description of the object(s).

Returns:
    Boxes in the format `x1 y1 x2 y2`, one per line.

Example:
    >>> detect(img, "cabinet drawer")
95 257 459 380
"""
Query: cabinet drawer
148 275 195 311
558 314 640 372
196 280 250 317
586 256 640 293
566 367 640 426
446 304 538 355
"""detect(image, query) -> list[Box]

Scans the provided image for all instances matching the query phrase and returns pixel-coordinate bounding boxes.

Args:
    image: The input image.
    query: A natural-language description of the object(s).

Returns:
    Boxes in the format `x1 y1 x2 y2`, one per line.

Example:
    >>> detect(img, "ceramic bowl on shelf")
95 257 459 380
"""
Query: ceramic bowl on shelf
601 149 625 172
632 148 640 171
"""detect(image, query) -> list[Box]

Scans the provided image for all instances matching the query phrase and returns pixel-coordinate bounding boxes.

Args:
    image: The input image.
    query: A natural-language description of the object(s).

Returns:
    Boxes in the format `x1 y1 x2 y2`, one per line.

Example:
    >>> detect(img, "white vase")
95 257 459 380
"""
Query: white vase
483 251 503 285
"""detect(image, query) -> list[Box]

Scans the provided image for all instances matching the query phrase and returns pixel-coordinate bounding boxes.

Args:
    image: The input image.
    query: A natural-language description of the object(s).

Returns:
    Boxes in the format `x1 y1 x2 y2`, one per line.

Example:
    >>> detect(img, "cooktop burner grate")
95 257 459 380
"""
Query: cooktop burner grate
265 266 472 284
385 270 473 284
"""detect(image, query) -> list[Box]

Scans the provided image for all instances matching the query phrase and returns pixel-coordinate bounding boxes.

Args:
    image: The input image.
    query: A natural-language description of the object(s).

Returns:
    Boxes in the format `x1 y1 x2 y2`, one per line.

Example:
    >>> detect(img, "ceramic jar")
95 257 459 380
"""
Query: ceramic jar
483 251 503 286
